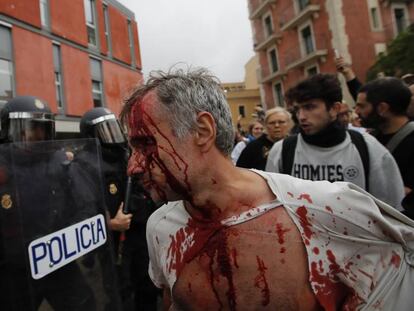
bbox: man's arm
[265,140,283,173]
[335,56,362,101]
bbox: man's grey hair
[121,68,235,156]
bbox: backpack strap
[281,135,298,174]
[386,121,414,153]
[348,130,370,191]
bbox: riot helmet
[80,107,126,145]
[0,96,55,143]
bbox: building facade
[0,0,142,136]
[248,0,414,109]
[223,56,262,131]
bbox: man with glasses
[266,74,404,209]
[236,107,292,170]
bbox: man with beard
[356,77,414,215]
[266,74,404,208]
[121,68,414,310]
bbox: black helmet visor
[8,112,55,142]
[92,114,126,144]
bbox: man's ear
[376,102,390,116]
[195,112,216,152]
[329,101,342,119]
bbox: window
[90,58,103,107]
[273,83,284,107]
[40,0,50,29]
[297,0,310,11]
[268,48,279,73]
[53,44,64,111]
[394,7,407,35]
[370,7,380,30]
[103,4,112,56]
[84,0,97,46]
[301,25,314,55]
[263,14,273,37]
[306,66,318,76]
[238,105,245,118]
[0,26,14,105]
[127,20,136,67]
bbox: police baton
[123,176,133,214]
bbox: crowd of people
[233,58,414,218]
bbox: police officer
[78,107,159,311]
[78,107,132,249]
[0,96,97,310]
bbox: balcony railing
[283,34,328,70]
[254,32,282,51]
[249,0,277,19]
[280,3,320,31]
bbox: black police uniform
[79,107,159,311]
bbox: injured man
[121,68,414,311]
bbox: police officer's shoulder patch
[1,194,12,209]
[109,183,118,195]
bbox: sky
[117,0,255,83]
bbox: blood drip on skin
[231,248,239,269]
[254,256,270,306]
[205,229,237,311]
[127,99,193,203]
[296,206,313,245]
[166,218,221,276]
[275,223,290,245]
[298,193,313,204]
[280,247,286,254]
[390,251,401,268]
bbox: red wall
[342,0,376,83]
[109,5,131,64]
[61,44,93,116]
[0,0,41,28]
[50,0,88,46]
[103,60,142,116]
[13,27,57,111]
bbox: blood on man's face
[127,92,193,205]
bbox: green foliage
[367,24,414,81]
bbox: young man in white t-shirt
[121,69,414,310]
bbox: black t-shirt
[236,134,275,170]
[375,130,414,190]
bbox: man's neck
[184,163,275,223]
[379,115,409,134]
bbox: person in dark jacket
[236,107,292,170]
